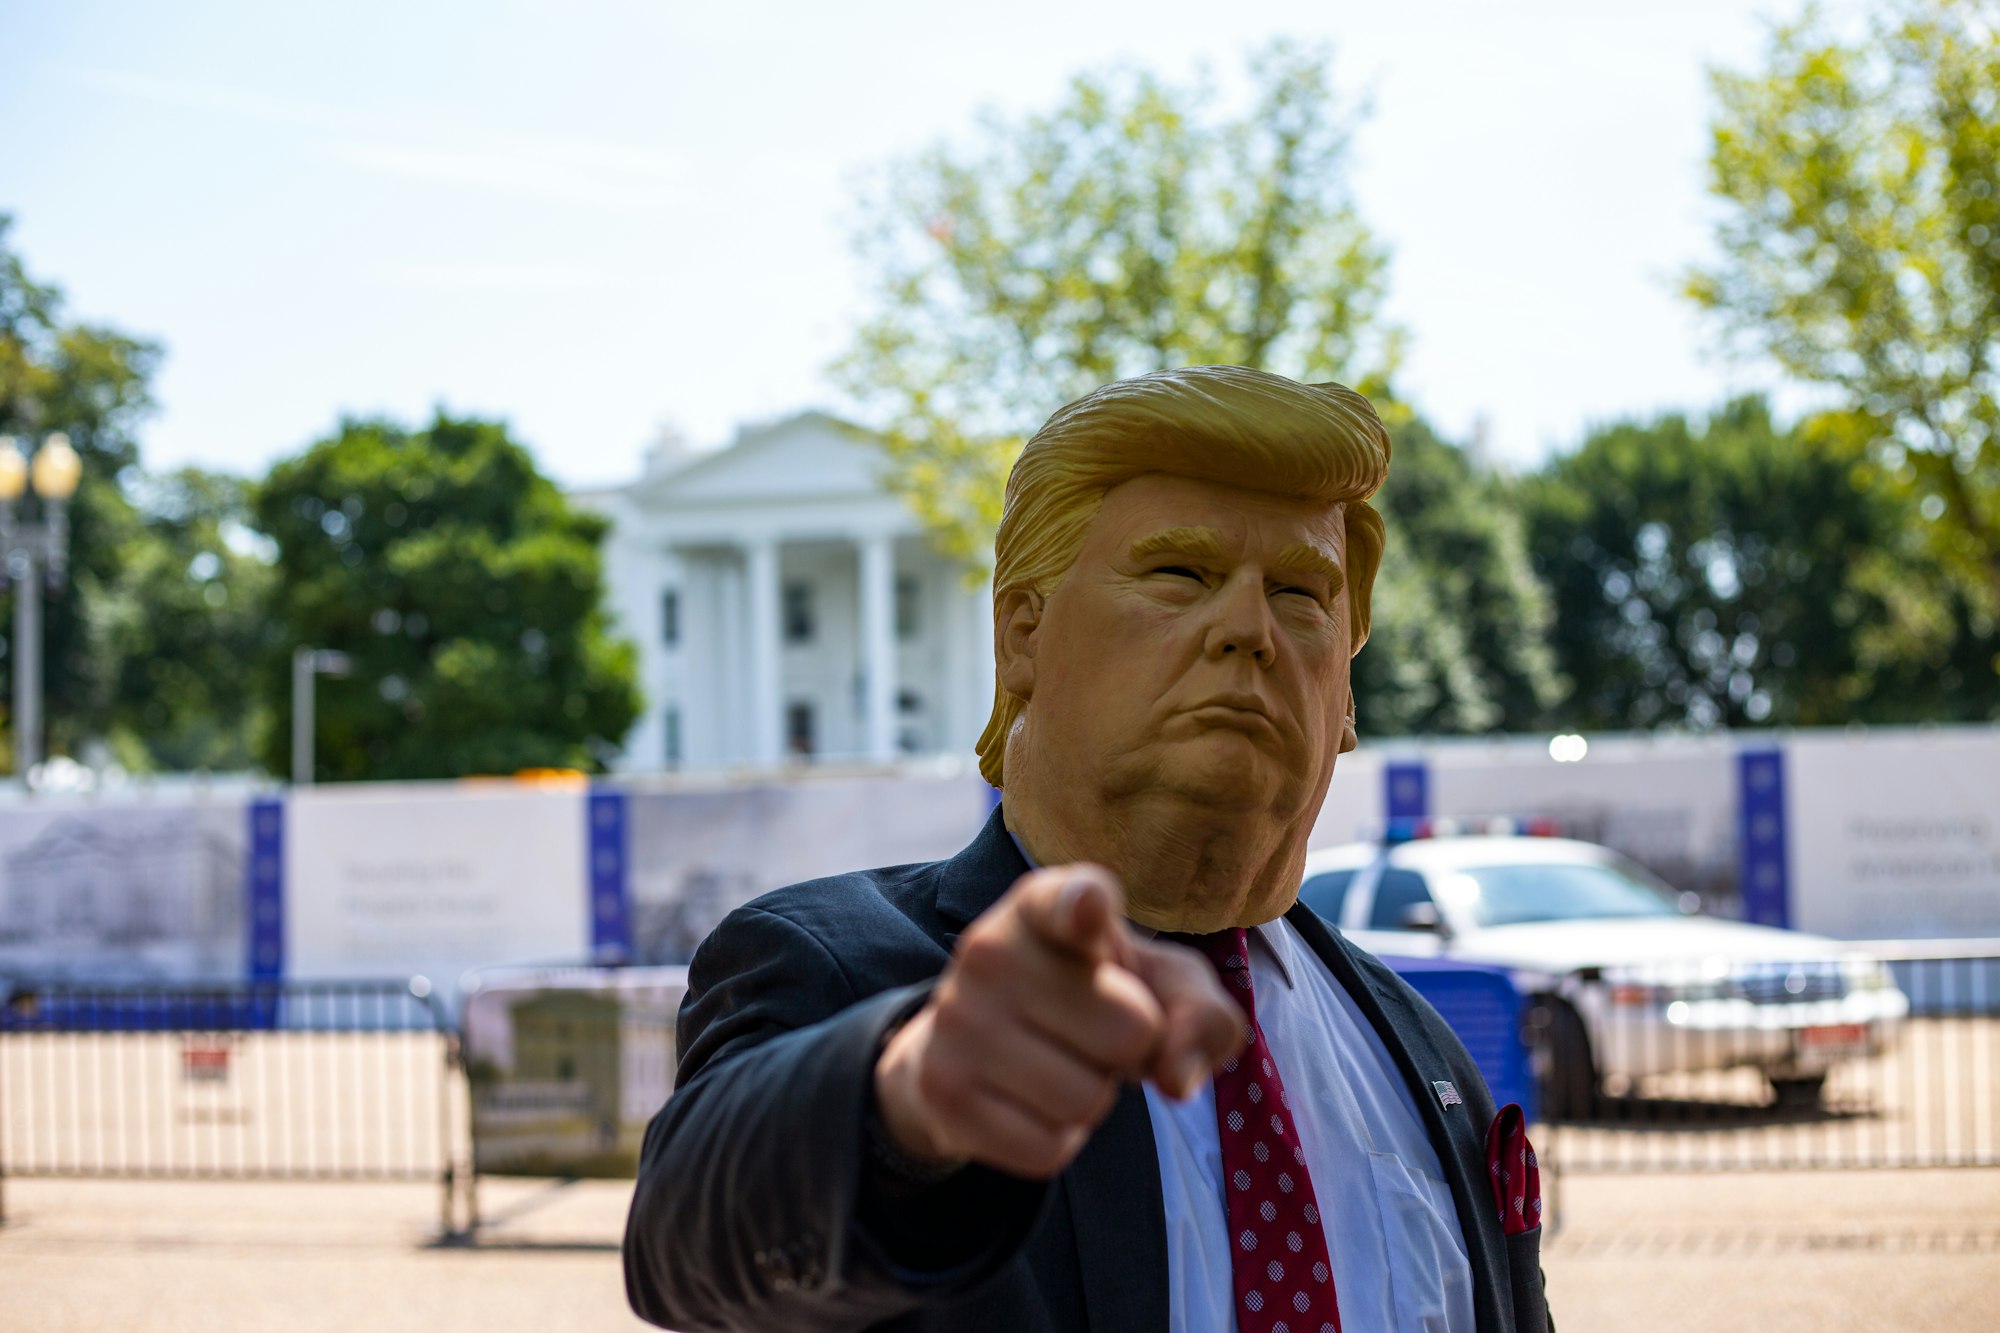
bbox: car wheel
[1768,1074,1827,1110]
[1529,997,1598,1120]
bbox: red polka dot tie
[1196,928,1342,1333]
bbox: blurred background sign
[460,966,687,1179]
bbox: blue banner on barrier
[1737,750,1791,929]
[1385,761,1429,823]
[247,799,285,981]
[589,790,634,962]
[1,987,287,1032]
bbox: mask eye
[1153,566,1203,582]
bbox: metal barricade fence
[0,979,468,1230]
[9,950,1992,1234]
[1535,945,2000,1175]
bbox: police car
[1299,825,1910,1116]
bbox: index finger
[1131,938,1249,1098]
[1008,864,1132,968]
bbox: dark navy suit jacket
[624,806,1551,1332]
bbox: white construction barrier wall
[0,725,1990,987]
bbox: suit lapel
[934,804,1030,946]
[1063,1084,1168,1333]
[1286,905,1469,1148]
[1286,904,1511,1331]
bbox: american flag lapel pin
[1434,1080,1462,1109]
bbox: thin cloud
[75,66,352,132]
[507,134,690,183]
[364,261,608,294]
[74,65,693,214]
[329,141,689,212]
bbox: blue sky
[3,0,1858,488]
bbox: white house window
[786,700,816,758]
[664,705,682,768]
[895,574,921,641]
[783,582,815,644]
[661,588,680,647]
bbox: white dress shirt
[1143,917,1475,1332]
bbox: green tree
[0,213,162,759]
[1688,0,2000,620]
[1354,413,1564,735]
[252,412,640,780]
[834,41,1401,567]
[1525,397,2000,730]
[98,469,275,772]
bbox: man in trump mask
[625,365,1552,1333]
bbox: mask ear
[995,586,1044,701]
[1338,704,1359,754]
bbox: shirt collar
[1243,920,1299,990]
[1005,830,1298,991]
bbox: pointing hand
[874,864,1246,1178]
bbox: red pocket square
[1485,1102,1541,1235]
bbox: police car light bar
[1383,816,1561,844]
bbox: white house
[576,413,996,775]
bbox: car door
[1298,866,1362,929]
[1345,865,1448,960]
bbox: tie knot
[1195,927,1251,973]
[1192,927,1256,1014]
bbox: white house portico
[576,413,995,775]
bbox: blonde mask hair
[976,365,1391,788]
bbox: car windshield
[1448,859,1683,927]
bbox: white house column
[745,537,784,766]
[859,533,898,763]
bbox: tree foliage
[1526,397,2000,731]
[1355,413,1564,735]
[0,213,165,760]
[100,470,275,771]
[1688,0,2000,615]
[835,41,1400,567]
[252,413,639,780]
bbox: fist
[874,864,1246,1179]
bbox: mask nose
[1200,572,1276,668]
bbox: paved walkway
[2,1168,1997,1331]
[1545,1169,2000,1331]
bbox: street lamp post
[0,433,82,784]
[292,647,353,785]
